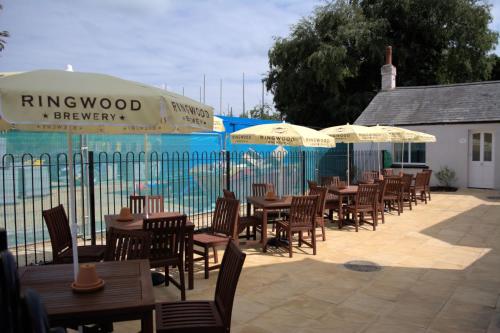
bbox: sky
[0,0,499,116]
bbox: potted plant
[432,166,458,192]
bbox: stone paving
[115,188,500,333]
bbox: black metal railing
[0,148,381,266]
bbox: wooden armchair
[422,169,432,201]
[383,177,403,215]
[383,168,393,177]
[271,195,318,258]
[129,195,146,214]
[156,240,246,333]
[223,189,261,241]
[147,195,164,214]
[376,180,388,224]
[143,215,187,300]
[308,186,328,241]
[42,204,106,264]
[411,172,428,205]
[320,176,341,220]
[193,197,239,279]
[307,180,318,189]
[104,227,151,261]
[345,184,379,232]
[361,171,379,184]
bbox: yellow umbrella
[213,116,225,132]
[0,69,214,278]
[321,124,390,184]
[230,122,336,148]
[373,125,436,170]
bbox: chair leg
[312,228,316,255]
[165,265,170,286]
[354,213,359,232]
[288,228,293,258]
[204,246,209,279]
[321,224,326,241]
[212,246,218,264]
[298,231,303,247]
[178,259,186,301]
[372,211,377,231]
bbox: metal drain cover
[487,196,500,200]
[344,260,381,272]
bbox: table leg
[141,310,154,333]
[187,227,194,290]
[338,194,344,229]
[247,200,251,217]
[262,209,268,252]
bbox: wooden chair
[104,227,151,261]
[411,172,428,205]
[345,184,379,232]
[308,186,328,241]
[422,169,432,201]
[156,240,246,333]
[1,250,21,333]
[42,205,106,264]
[320,176,341,220]
[376,180,388,224]
[147,195,164,214]
[143,215,187,300]
[383,177,403,215]
[252,183,281,230]
[223,189,261,241]
[401,173,414,211]
[193,197,239,279]
[361,171,379,184]
[383,168,393,177]
[129,195,146,214]
[272,195,318,258]
[307,180,318,189]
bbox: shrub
[435,166,457,188]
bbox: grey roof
[355,81,500,126]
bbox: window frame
[393,142,427,165]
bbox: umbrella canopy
[372,125,435,143]
[213,116,225,132]
[230,122,336,148]
[0,69,214,279]
[0,70,214,133]
[320,124,390,143]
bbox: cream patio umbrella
[0,69,214,278]
[320,124,390,185]
[230,122,336,195]
[373,125,436,171]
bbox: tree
[247,103,282,120]
[491,54,500,81]
[0,5,9,52]
[265,0,499,127]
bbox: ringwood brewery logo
[20,94,143,122]
[272,126,288,134]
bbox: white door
[469,131,495,188]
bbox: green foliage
[265,0,499,127]
[491,55,500,81]
[435,166,457,188]
[245,103,282,120]
[0,5,8,52]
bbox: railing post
[88,151,96,246]
[302,150,306,194]
[0,228,6,251]
[225,150,231,191]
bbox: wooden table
[104,212,195,290]
[19,260,155,332]
[327,185,358,228]
[246,196,292,252]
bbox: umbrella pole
[67,133,79,280]
[377,142,381,175]
[144,134,149,216]
[347,143,350,186]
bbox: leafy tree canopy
[241,103,282,120]
[265,0,499,127]
[0,4,8,52]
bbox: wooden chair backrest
[377,180,387,204]
[147,195,164,214]
[308,186,328,216]
[105,227,151,261]
[383,168,393,176]
[307,180,318,189]
[252,183,274,196]
[212,197,239,238]
[288,195,318,228]
[42,204,72,260]
[223,189,236,200]
[320,176,340,187]
[362,171,379,183]
[422,169,432,186]
[402,173,413,192]
[415,172,427,188]
[214,240,246,330]
[129,195,146,214]
[356,184,379,207]
[384,177,402,196]
[142,215,186,262]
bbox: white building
[355,47,500,189]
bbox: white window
[393,143,426,164]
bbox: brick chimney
[381,46,396,90]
